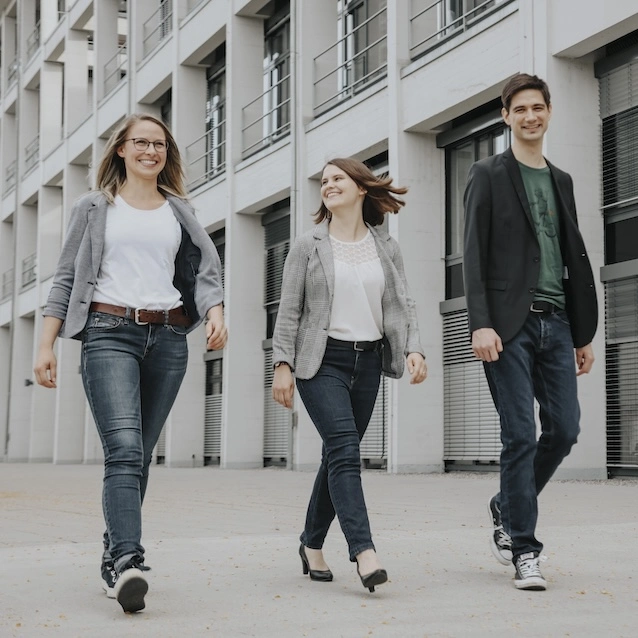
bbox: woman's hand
[34,347,58,389]
[206,305,228,350]
[407,353,427,384]
[272,364,294,409]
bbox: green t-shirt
[518,162,565,309]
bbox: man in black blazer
[463,74,598,591]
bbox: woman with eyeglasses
[33,113,226,613]
[272,158,427,593]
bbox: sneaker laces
[517,555,542,578]
[494,526,512,550]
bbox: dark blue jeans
[484,310,580,560]
[296,342,381,561]
[81,312,188,568]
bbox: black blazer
[463,147,597,348]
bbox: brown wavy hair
[314,157,407,226]
[95,113,187,202]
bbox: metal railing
[241,75,291,159]
[104,43,127,95]
[186,116,226,190]
[186,0,206,13]
[143,0,173,58]
[7,57,18,87]
[24,136,40,173]
[5,159,17,192]
[313,6,387,116]
[410,0,515,59]
[1,268,13,300]
[21,254,36,288]
[26,21,41,63]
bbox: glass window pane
[448,141,474,256]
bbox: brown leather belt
[89,302,192,327]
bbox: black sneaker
[514,552,546,590]
[488,496,513,566]
[113,555,150,613]
[101,559,117,599]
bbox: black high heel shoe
[357,564,388,592]
[299,544,333,582]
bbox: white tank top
[328,230,385,342]
[92,195,183,310]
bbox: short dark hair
[501,74,551,112]
[314,157,407,227]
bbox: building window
[206,45,226,178]
[337,0,387,95]
[263,2,291,143]
[241,1,290,158]
[444,122,509,299]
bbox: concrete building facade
[1,0,637,478]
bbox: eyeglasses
[125,138,169,153]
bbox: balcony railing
[313,6,387,116]
[410,0,515,59]
[1,268,13,300]
[186,116,226,190]
[7,57,18,87]
[5,159,17,192]
[186,0,206,13]
[143,0,173,58]
[26,21,41,63]
[104,43,127,95]
[21,254,36,288]
[24,136,40,173]
[241,75,291,159]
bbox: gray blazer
[272,221,424,380]
[44,191,224,339]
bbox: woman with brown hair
[272,158,427,592]
[33,114,226,613]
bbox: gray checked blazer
[272,220,424,380]
[43,191,224,339]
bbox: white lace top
[328,230,385,341]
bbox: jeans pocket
[85,312,124,332]
[554,310,571,327]
[166,324,189,336]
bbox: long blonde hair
[95,113,187,202]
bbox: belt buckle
[530,302,542,313]
[353,341,365,352]
[134,308,149,325]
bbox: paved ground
[1,463,636,638]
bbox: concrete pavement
[1,463,636,638]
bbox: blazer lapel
[87,195,108,277]
[313,221,334,301]
[502,148,536,233]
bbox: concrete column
[39,62,64,156]
[94,0,119,102]
[65,29,90,133]
[40,0,61,42]
[7,317,35,461]
[290,0,339,472]
[51,165,91,463]
[388,1,445,473]
[0,325,11,460]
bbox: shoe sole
[101,581,116,599]
[515,577,547,591]
[487,499,513,566]
[115,569,148,613]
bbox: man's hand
[575,343,594,376]
[206,305,228,350]
[472,328,503,362]
[272,364,294,409]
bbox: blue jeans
[484,310,580,560]
[296,342,381,561]
[81,312,188,568]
